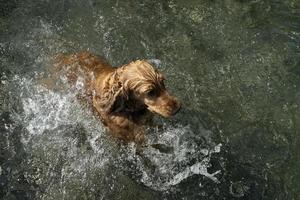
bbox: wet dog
[55,52,181,145]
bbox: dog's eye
[146,89,156,97]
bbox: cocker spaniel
[55,52,181,144]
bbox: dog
[55,51,181,145]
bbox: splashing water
[128,125,221,190]
[6,75,114,197]
[5,71,221,195]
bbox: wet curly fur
[55,51,181,144]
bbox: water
[0,0,299,199]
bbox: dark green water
[0,0,299,199]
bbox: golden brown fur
[55,51,181,144]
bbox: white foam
[169,159,221,186]
[12,76,109,179]
[131,125,222,190]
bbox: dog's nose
[171,101,181,115]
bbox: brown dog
[55,52,181,144]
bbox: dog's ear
[93,72,127,114]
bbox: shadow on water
[1,0,300,199]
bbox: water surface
[0,0,299,199]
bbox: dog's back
[54,52,114,97]
[56,51,113,80]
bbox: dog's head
[96,60,181,118]
[120,60,181,117]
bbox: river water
[0,0,299,199]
